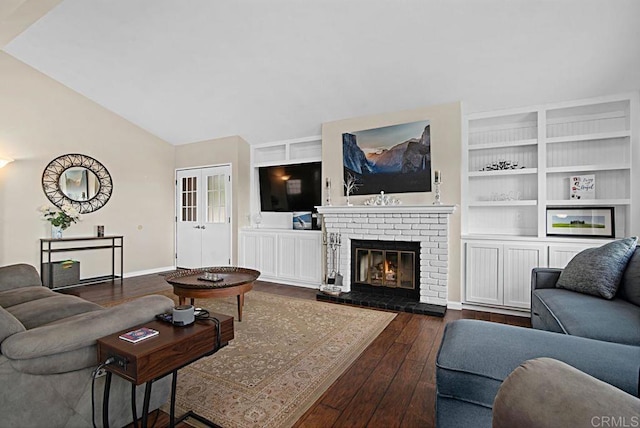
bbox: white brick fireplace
[317,205,456,307]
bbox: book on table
[118,327,159,343]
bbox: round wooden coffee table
[164,267,260,321]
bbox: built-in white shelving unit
[462,92,639,313]
[242,136,323,287]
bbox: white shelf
[463,92,635,240]
[468,139,538,151]
[546,130,630,144]
[468,200,537,207]
[468,168,538,177]
[546,199,631,206]
[546,164,630,173]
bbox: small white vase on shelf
[51,225,63,239]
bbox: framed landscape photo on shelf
[546,207,615,238]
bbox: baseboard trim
[447,301,463,310]
[258,277,320,289]
[461,302,531,318]
[123,266,176,278]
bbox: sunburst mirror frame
[42,154,113,214]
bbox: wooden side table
[97,316,234,427]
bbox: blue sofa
[436,245,640,428]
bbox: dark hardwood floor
[63,274,531,428]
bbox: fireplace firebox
[351,240,420,300]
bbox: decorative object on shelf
[480,160,525,171]
[546,207,614,238]
[490,191,522,201]
[42,153,113,214]
[325,178,332,206]
[292,211,312,230]
[253,212,262,228]
[343,172,361,206]
[363,191,402,206]
[39,204,81,238]
[570,175,595,200]
[343,120,432,195]
[433,170,442,205]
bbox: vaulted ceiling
[3,0,640,145]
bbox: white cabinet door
[503,243,546,309]
[240,233,259,270]
[239,229,321,286]
[258,233,278,277]
[465,242,502,306]
[296,233,322,283]
[277,234,297,280]
[278,233,322,283]
[548,244,592,268]
[239,231,277,277]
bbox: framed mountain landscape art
[342,120,431,195]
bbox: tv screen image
[259,162,321,212]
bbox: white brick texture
[323,210,452,306]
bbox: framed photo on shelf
[546,207,614,238]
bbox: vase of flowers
[39,204,81,238]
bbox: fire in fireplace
[351,240,420,300]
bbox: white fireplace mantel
[316,204,457,215]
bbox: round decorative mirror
[42,154,113,213]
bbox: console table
[40,236,123,289]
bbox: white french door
[176,165,231,268]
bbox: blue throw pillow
[556,237,638,299]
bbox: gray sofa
[436,241,640,428]
[0,263,175,427]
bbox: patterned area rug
[156,290,396,428]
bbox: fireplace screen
[355,246,416,290]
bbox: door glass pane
[181,177,197,222]
[206,173,227,223]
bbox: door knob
[193,225,201,229]
[201,225,206,230]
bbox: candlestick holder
[433,182,442,205]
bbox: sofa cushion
[436,320,640,411]
[5,295,103,329]
[532,288,640,346]
[619,248,640,306]
[556,237,638,299]
[0,306,25,343]
[0,286,56,308]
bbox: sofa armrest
[531,268,562,291]
[493,358,640,428]
[0,264,42,292]
[1,295,174,360]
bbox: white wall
[0,52,176,275]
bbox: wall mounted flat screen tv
[259,162,322,212]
